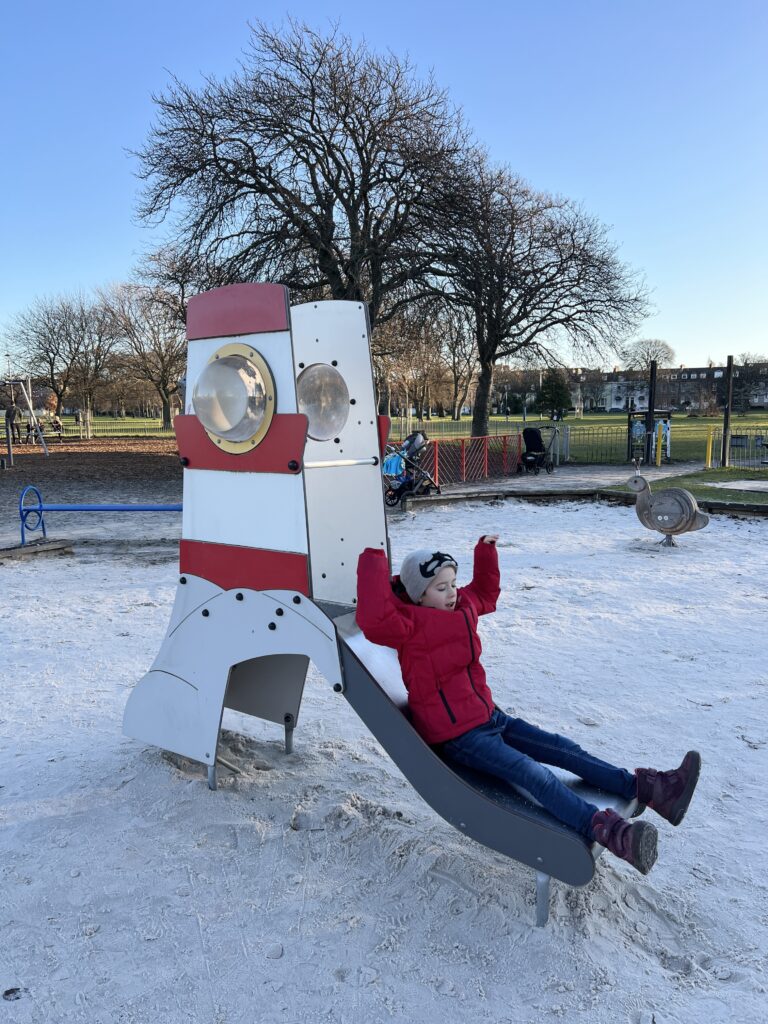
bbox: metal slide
[334,614,638,924]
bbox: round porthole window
[192,343,275,452]
[297,363,350,441]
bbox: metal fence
[709,429,768,469]
[389,417,533,439]
[27,419,176,441]
[428,435,527,484]
[389,430,557,485]
[392,420,629,465]
[25,415,721,470]
[83,420,174,438]
[390,422,689,472]
[565,425,631,465]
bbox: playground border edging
[400,487,768,518]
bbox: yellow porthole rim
[202,342,276,454]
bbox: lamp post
[523,389,532,425]
[538,369,543,421]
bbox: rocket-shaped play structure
[123,284,636,926]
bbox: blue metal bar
[39,504,183,512]
[19,485,182,545]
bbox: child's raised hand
[481,534,499,545]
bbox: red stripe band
[187,284,291,340]
[377,415,391,458]
[180,540,310,594]
[175,414,307,473]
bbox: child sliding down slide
[356,536,701,875]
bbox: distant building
[495,361,768,417]
[569,361,768,414]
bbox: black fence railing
[710,429,768,468]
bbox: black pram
[520,427,555,475]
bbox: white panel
[185,330,298,415]
[182,469,308,553]
[290,301,387,605]
[124,581,342,765]
[167,575,223,635]
[303,462,387,605]
[290,302,378,460]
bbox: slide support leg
[284,713,295,754]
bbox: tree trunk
[161,395,172,429]
[450,376,461,419]
[471,359,494,436]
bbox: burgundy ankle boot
[591,809,658,875]
[635,751,701,826]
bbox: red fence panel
[389,433,524,485]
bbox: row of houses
[501,362,768,415]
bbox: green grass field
[607,466,768,505]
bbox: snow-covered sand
[704,480,768,491]
[1,499,767,1023]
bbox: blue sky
[1,1,765,368]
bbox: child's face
[419,566,458,611]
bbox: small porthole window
[192,343,276,453]
[296,363,350,440]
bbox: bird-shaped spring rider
[123,282,640,927]
[627,464,709,546]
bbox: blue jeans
[442,708,637,838]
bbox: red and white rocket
[123,283,389,786]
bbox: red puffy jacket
[355,539,500,745]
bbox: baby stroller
[382,431,441,507]
[520,426,555,475]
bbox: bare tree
[136,246,195,329]
[68,297,122,417]
[9,295,86,413]
[437,303,477,419]
[104,285,187,427]
[98,371,160,418]
[621,337,676,370]
[136,20,466,328]
[373,304,446,421]
[433,156,650,435]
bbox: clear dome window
[297,363,350,441]
[192,347,275,448]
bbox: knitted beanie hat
[399,549,458,603]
